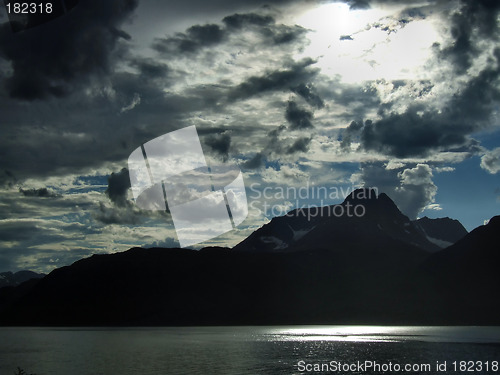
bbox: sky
[0,0,499,273]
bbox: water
[0,326,499,374]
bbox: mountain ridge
[0,191,497,326]
[233,188,443,253]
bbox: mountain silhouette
[0,271,45,288]
[0,190,497,326]
[234,189,441,252]
[412,216,468,249]
[415,216,500,324]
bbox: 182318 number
[6,2,53,14]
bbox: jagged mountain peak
[413,216,468,248]
[0,270,45,288]
[233,189,445,253]
[487,215,500,227]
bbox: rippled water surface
[1,326,499,374]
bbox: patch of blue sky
[64,175,109,194]
[425,156,500,231]
[473,127,500,150]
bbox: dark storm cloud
[291,83,324,108]
[19,187,59,198]
[229,58,319,101]
[153,12,307,56]
[152,24,225,54]
[358,1,500,160]
[285,101,313,130]
[286,137,311,154]
[259,23,307,45]
[263,124,287,156]
[130,58,169,80]
[339,35,354,41]
[322,78,380,120]
[222,13,274,28]
[242,125,285,166]
[94,202,141,225]
[0,0,138,100]
[0,68,189,184]
[243,122,311,166]
[224,12,306,46]
[106,168,131,207]
[360,111,472,157]
[204,133,232,160]
[344,0,371,9]
[242,152,265,169]
[1,171,18,189]
[360,54,500,158]
[340,120,365,151]
[0,6,314,186]
[437,0,500,73]
[98,168,174,225]
[343,0,439,9]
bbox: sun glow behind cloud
[295,3,442,83]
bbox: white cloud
[424,203,442,211]
[120,93,141,113]
[480,148,500,174]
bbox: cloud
[93,202,141,225]
[222,13,274,28]
[434,166,455,173]
[243,152,265,169]
[153,11,306,56]
[120,93,141,113]
[344,0,371,9]
[130,58,169,80]
[0,216,101,272]
[0,0,139,100]
[203,132,231,161]
[341,120,364,151]
[2,0,499,271]
[397,164,438,218]
[322,78,380,121]
[0,4,321,271]
[360,109,474,158]
[153,23,225,54]
[106,168,131,207]
[425,203,442,211]
[145,237,180,249]
[259,23,308,45]
[229,58,319,101]
[359,58,500,158]
[263,124,286,156]
[285,100,313,129]
[291,83,324,108]
[437,0,500,73]
[340,35,354,41]
[286,137,311,154]
[352,1,500,159]
[19,187,59,198]
[361,162,437,219]
[480,147,500,174]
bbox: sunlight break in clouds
[295,2,442,83]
